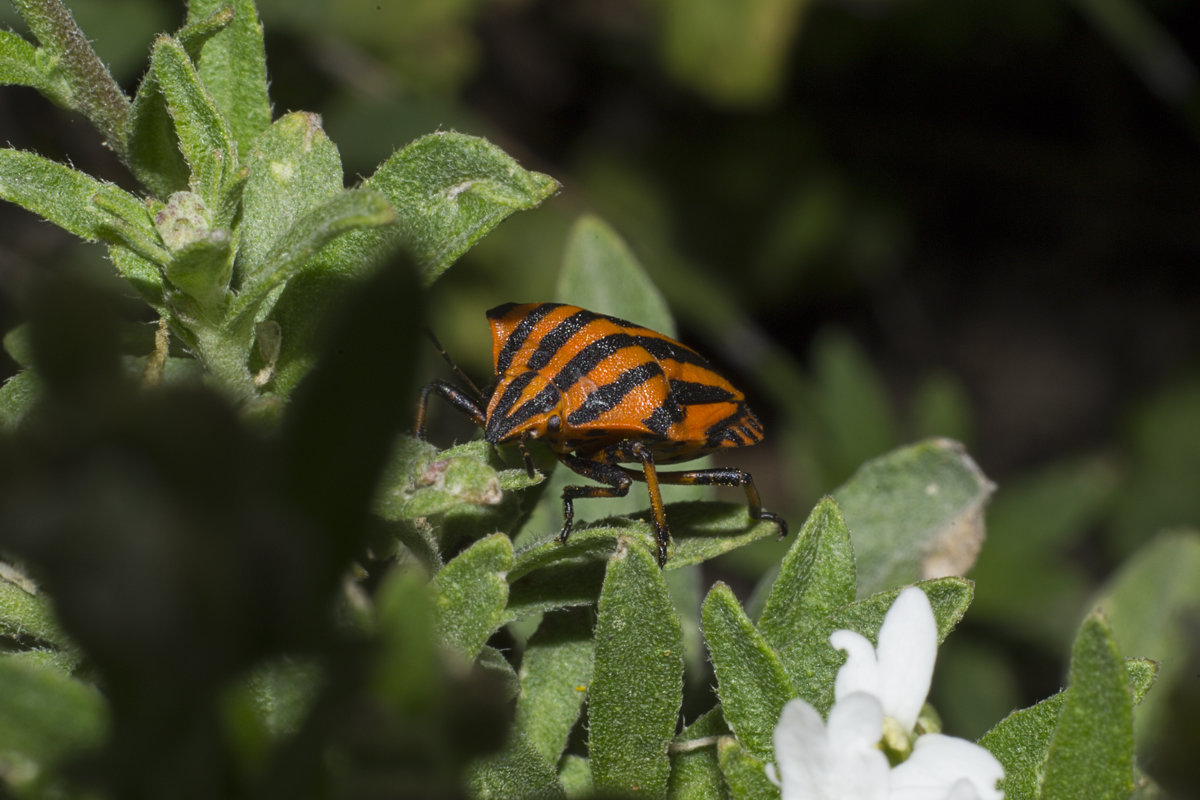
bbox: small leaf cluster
[1,0,557,413]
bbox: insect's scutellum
[416,302,786,566]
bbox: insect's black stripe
[486,371,553,441]
[548,333,711,394]
[637,336,716,372]
[567,361,665,426]
[526,308,602,371]
[493,302,561,376]
[704,404,752,446]
[642,397,684,436]
[737,424,759,442]
[669,379,735,406]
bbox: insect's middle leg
[642,466,788,539]
[555,451,634,546]
[559,442,673,566]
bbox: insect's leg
[627,442,672,567]
[650,467,788,539]
[415,379,487,438]
[517,432,535,478]
[556,452,632,547]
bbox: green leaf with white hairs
[127,6,236,197]
[834,438,995,597]
[668,710,730,800]
[0,371,40,432]
[238,112,344,283]
[509,502,781,581]
[185,0,272,158]
[0,562,70,650]
[556,214,676,336]
[514,608,595,767]
[589,537,684,798]
[757,496,856,650]
[150,34,240,208]
[361,131,559,285]
[559,755,592,797]
[702,582,794,762]
[775,577,973,713]
[1040,611,1134,800]
[468,730,566,800]
[717,737,778,800]
[0,29,71,107]
[430,533,513,661]
[228,188,395,327]
[980,657,1154,800]
[0,150,158,251]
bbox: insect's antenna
[424,327,486,402]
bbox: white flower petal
[876,587,937,731]
[888,734,1004,800]
[772,698,832,799]
[770,696,891,800]
[831,629,881,701]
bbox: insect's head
[484,370,566,445]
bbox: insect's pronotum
[415,302,787,566]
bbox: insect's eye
[546,414,562,433]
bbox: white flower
[765,587,1005,800]
[765,693,890,800]
[830,586,938,733]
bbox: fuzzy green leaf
[371,567,439,716]
[150,34,240,206]
[556,214,676,336]
[230,188,395,326]
[363,131,559,285]
[980,659,1154,800]
[757,496,856,650]
[559,755,592,798]
[775,578,973,712]
[515,608,595,766]
[0,371,41,431]
[9,0,130,157]
[186,0,272,158]
[668,710,730,800]
[468,730,566,800]
[505,561,606,623]
[0,656,107,785]
[589,537,684,798]
[238,112,344,281]
[717,737,778,800]
[0,563,70,649]
[0,29,70,106]
[1092,530,1200,756]
[510,501,781,580]
[127,7,235,197]
[834,438,995,597]
[702,583,793,762]
[430,533,513,660]
[1040,611,1134,800]
[0,149,158,251]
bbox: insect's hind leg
[555,451,635,546]
[645,466,788,539]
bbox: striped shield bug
[415,302,786,566]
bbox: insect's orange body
[483,302,764,463]
[417,302,785,565]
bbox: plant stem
[11,0,131,160]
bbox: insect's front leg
[555,452,633,548]
[415,379,487,438]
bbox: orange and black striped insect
[415,302,786,566]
